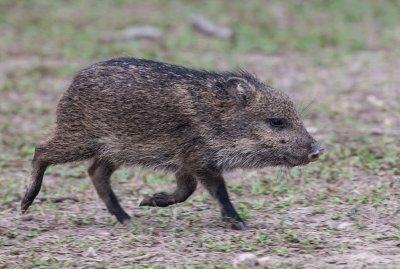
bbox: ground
[0,1,399,268]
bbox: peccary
[21,58,323,230]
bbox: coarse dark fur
[21,58,321,229]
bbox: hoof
[231,221,247,230]
[116,212,131,225]
[139,192,172,207]
[116,214,132,226]
[139,197,158,207]
[222,216,247,230]
[21,200,32,213]
[120,217,132,226]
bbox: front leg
[198,171,246,230]
[139,171,197,207]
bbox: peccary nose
[308,144,324,162]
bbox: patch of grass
[29,257,77,268]
[26,229,39,238]
[71,215,97,226]
[113,168,133,182]
[1,0,400,64]
[143,171,174,185]
[0,177,19,207]
[311,207,326,215]
[272,246,291,257]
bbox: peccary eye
[268,118,286,129]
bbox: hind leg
[139,171,197,207]
[88,159,130,223]
[21,135,96,213]
[21,154,48,212]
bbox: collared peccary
[21,58,323,230]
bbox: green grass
[1,0,400,62]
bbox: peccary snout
[308,143,324,162]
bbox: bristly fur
[21,57,318,228]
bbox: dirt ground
[1,1,400,268]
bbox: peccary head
[211,73,323,170]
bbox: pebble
[337,222,353,230]
[258,256,273,266]
[233,253,259,267]
[85,247,96,258]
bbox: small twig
[190,15,234,39]
[131,253,157,262]
[367,129,400,136]
[101,26,163,41]
[35,196,79,204]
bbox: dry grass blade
[101,26,163,41]
[35,196,79,204]
[190,15,234,39]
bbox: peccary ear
[224,77,254,106]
